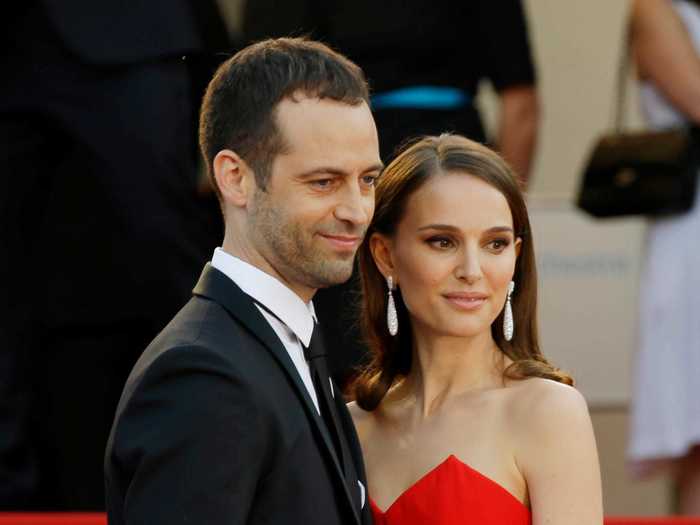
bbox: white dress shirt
[212,248,363,509]
[210,247,320,413]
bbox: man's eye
[311,179,332,188]
[361,175,378,186]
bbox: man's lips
[443,292,489,311]
[318,233,362,250]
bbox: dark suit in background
[0,0,227,509]
[105,265,370,525]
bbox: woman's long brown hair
[351,134,573,411]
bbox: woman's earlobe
[369,233,395,278]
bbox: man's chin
[309,261,355,288]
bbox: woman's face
[379,172,521,339]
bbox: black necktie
[305,325,363,513]
[254,301,360,509]
[304,323,347,471]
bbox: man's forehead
[274,93,368,117]
[274,97,374,147]
[268,97,380,178]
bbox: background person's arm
[631,0,700,123]
[476,0,540,186]
[497,85,540,186]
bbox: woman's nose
[454,246,483,284]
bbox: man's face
[247,95,382,298]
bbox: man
[105,38,382,524]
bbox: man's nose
[334,183,373,227]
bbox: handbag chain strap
[613,20,632,133]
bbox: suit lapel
[192,264,361,523]
[335,390,371,523]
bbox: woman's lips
[443,292,488,311]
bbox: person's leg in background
[678,446,700,515]
[0,35,219,512]
[0,116,66,508]
[28,58,216,510]
[31,324,153,508]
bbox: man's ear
[369,233,397,284]
[213,149,255,208]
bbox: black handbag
[577,30,700,218]
[577,128,700,217]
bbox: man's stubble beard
[248,190,361,290]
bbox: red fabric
[370,455,531,525]
[0,512,698,524]
[0,511,697,525]
[0,514,106,525]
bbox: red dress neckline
[370,455,531,525]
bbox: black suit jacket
[105,265,372,524]
[1,0,229,329]
[40,0,227,65]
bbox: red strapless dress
[370,455,531,525]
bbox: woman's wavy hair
[351,134,573,411]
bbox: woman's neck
[399,326,506,419]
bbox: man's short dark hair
[199,37,370,196]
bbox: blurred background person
[627,0,700,515]
[0,0,228,510]
[242,0,540,389]
[243,0,539,184]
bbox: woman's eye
[427,237,454,249]
[488,239,510,251]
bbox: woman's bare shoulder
[508,376,581,398]
[503,378,594,468]
[505,381,602,520]
[506,377,588,424]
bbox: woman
[349,135,603,524]
[628,0,700,514]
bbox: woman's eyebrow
[486,226,515,234]
[416,224,514,233]
[417,223,460,232]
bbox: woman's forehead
[400,172,514,231]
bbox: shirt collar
[210,247,317,347]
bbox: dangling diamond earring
[386,276,398,336]
[503,281,515,342]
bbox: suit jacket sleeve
[109,345,270,524]
[474,0,537,91]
